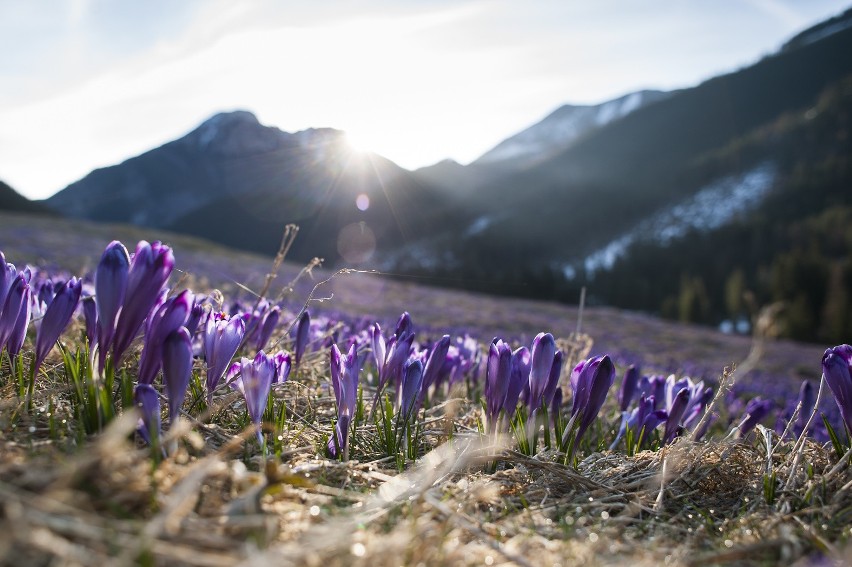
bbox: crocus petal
[295,310,311,365]
[95,241,129,366]
[162,327,193,424]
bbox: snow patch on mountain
[583,163,777,273]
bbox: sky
[0,0,850,200]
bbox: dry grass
[2,353,852,567]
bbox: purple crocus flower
[137,290,192,385]
[0,274,28,351]
[112,241,174,365]
[502,347,529,421]
[637,375,667,409]
[204,315,245,403]
[618,365,640,412]
[162,327,193,424]
[422,334,451,393]
[611,394,668,449]
[663,388,690,444]
[255,306,280,351]
[394,311,413,338]
[231,351,275,444]
[382,332,414,402]
[527,332,556,412]
[272,352,292,384]
[294,310,311,366]
[565,355,615,451]
[399,358,424,419]
[6,284,31,358]
[738,397,773,437]
[822,345,852,435]
[328,343,360,459]
[94,241,129,369]
[484,339,512,432]
[33,278,82,374]
[134,383,162,447]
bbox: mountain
[398,8,852,342]
[46,111,461,265]
[413,89,670,192]
[0,179,53,214]
[473,90,670,168]
[406,8,852,263]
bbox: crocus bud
[137,290,192,385]
[738,397,773,437]
[162,327,193,424]
[573,355,615,443]
[0,275,28,351]
[394,311,412,338]
[34,278,82,374]
[400,358,424,419]
[663,388,690,444]
[503,347,529,420]
[295,310,310,366]
[95,241,130,368]
[134,383,162,447]
[618,365,640,412]
[385,332,414,393]
[255,306,280,351]
[484,340,513,430]
[273,352,292,384]
[6,284,31,358]
[422,335,451,392]
[823,345,852,435]
[528,332,556,412]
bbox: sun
[342,130,380,156]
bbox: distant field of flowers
[0,216,850,565]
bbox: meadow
[0,212,849,566]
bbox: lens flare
[356,193,370,211]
